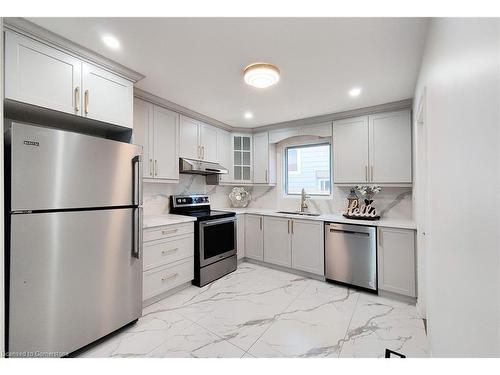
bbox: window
[285,143,331,196]
[287,148,301,174]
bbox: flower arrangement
[355,185,382,203]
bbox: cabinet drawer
[143,258,194,301]
[144,222,194,242]
[143,234,194,271]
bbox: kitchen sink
[276,211,321,217]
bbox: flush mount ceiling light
[244,112,254,119]
[102,34,121,50]
[243,63,280,88]
[349,87,362,97]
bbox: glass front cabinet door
[232,134,252,182]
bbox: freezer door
[8,208,143,357]
[9,122,142,211]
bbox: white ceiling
[28,18,429,128]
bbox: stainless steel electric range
[170,194,237,287]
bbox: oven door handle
[199,216,236,227]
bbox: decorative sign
[343,185,381,220]
[343,199,380,220]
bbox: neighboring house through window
[285,143,331,196]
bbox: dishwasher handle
[325,222,375,236]
[329,228,370,237]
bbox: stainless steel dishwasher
[325,222,377,292]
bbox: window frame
[284,141,332,197]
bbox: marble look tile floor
[79,262,428,358]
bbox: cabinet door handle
[149,159,153,177]
[291,220,294,234]
[288,220,290,234]
[84,89,89,115]
[202,146,205,160]
[74,87,80,112]
[162,228,178,235]
[161,248,178,256]
[371,166,374,181]
[259,217,262,230]
[161,273,178,282]
[265,169,268,182]
[365,165,368,181]
[154,160,158,176]
[198,145,201,159]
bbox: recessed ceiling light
[244,112,253,119]
[243,63,280,89]
[102,34,121,50]
[349,87,362,97]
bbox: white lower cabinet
[143,259,194,301]
[263,216,291,267]
[142,222,194,303]
[244,215,263,261]
[291,219,324,275]
[236,214,246,260]
[261,216,324,276]
[377,227,416,297]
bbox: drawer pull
[161,273,178,282]
[161,248,178,256]
[161,229,178,235]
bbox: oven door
[199,217,237,267]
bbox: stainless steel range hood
[179,158,229,175]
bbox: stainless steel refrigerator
[5,121,143,357]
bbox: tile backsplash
[144,175,413,220]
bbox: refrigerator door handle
[133,207,143,259]
[132,155,143,206]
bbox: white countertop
[143,214,197,229]
[214,207,416,230]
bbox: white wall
[1,17,5,357]
[414,18,500,357]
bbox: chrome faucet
[300,188,310,213]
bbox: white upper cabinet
[179,115,200,160]
[199,122,218,162]
[268,122,332,144]
[81,63,133,128]
[133,98,154,178]
[333,116,370,183]
[133,98,179,182]
[153,106,179,180]
[5,31,81,116]
[269,128,300,144]
[232,134,252,182]
[217,129,232,182]
[4,30,134,129]
[179,116,218,162]
[253,132,276,185]
[333,110,412,185]
[369,111,412,183]
[298,122,332,138]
